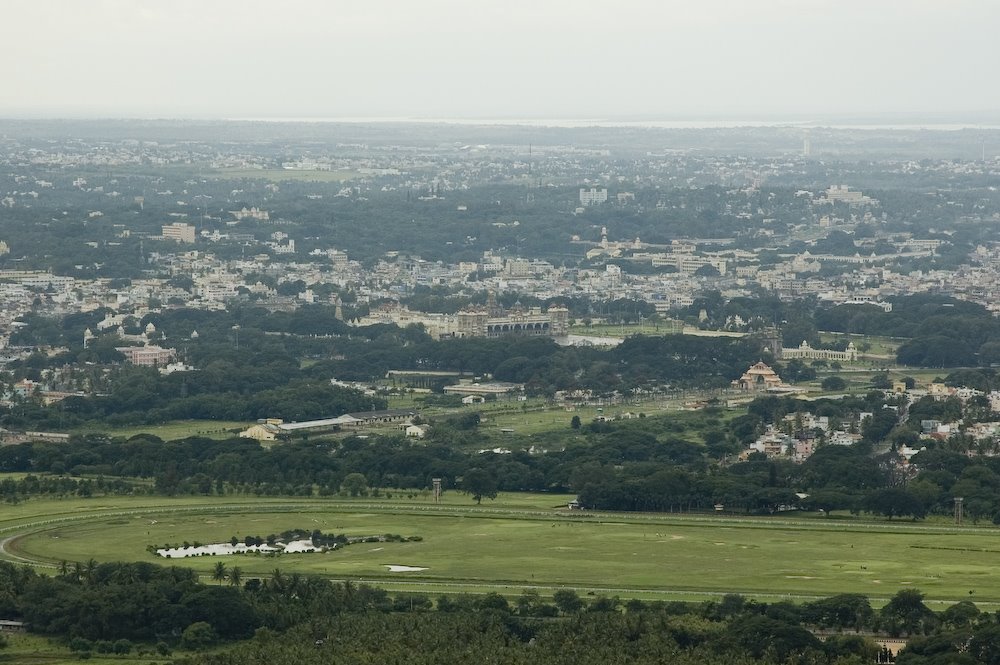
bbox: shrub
[180,622,217,650]
[68,637,92,652]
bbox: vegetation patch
[150,528,420,558]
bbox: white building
[780,340,858,362]
[819,185,874,206]
[579,187,608,207]
[162,222,196,244]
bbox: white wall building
[162,222,196,244]
[579,187,608,207]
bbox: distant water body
[230,116,1000,131]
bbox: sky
[3,0,999,120]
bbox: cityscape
[2,1,1000,664]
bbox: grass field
[5,494,1000,606]
[71,420,249,440]
[817,332,903,360]
[481,403,723,437]
[1,632,167,664]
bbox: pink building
[117,345,175,367]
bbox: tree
[727,615,823,660]
[570,415,581,430]
[68,637,92,652]
[553,589,583,614]
[341,472,369,497]
[880,589,937,636]
[461,468,498,504]
[871,371,892,389]
[180,621,217,650]
[803,593,874,630]
[864,488,927,520]
[477,592,510,613]
[801,489,856,516]
[228,566,243,588]
[967,623,1000,665]
[212,561,227,585]
[821,376,847,391]
[270,568,286,593]
[940,600,980,629]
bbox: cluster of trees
[0,474,139,502]
[0,388,980,522]
[5,552,1000,665]
[816,295,1000,368]
[3,303,771,431]
[6,327,1000,520]
[11,291,1000,435]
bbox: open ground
[3,493,1000,607]
[209,167,361,182]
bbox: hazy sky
[4,0,999,120]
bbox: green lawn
[6,495,1000,605]
[481,403,719,437]
[2,630,196,663]
[818,332,903,359]
[71,420,249,441]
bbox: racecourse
[3,493,1000,606]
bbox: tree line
[0,388,995,523]
[2,555,999,664]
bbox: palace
[456,300,569,338]
[780,340,858,362]
[352,295,569,340]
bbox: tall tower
[548,304,570,337]
[803,136,811,158]
[759,327,783,359]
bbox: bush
[180,622,217,650]
[68,637,92,652]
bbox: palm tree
[212,561,227,585]
[228,566,243,588]
[270,568,286,593]
[288,572,302,597]
[112,563,139,585]
[84,558,98,584]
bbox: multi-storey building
[579,187,608,206]
[161,222,196,243]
